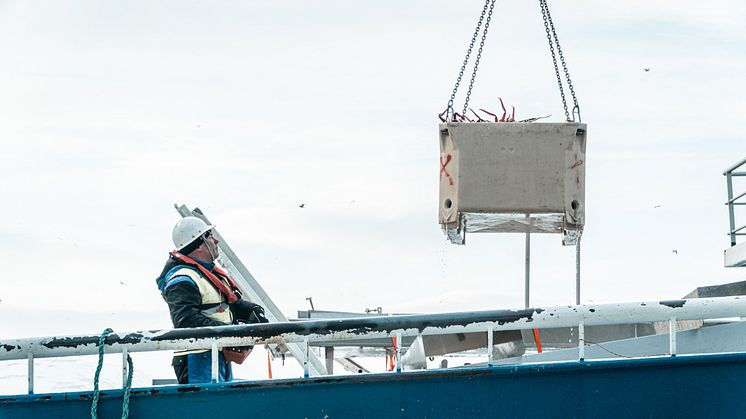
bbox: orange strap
[267,351,273,379]
[170,251,240,304]
[533,328,543,353]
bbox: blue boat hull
[2,352,744,418]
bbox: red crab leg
[469,108,486,122]
[438,107,448,122]
[479,108,499,122]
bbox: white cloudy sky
[1,0,745,340]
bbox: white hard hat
[172,216,215,250]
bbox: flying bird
[643,68,651,72]
[672,250,678,255]
[299,203,305,208]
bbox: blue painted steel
[2,352,746,418]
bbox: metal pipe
[395,332,402,373]
[723,157,746,175]
[487,327,494,366]
[576,235,581,305]
[669,317,677,356]
[3,297,746,362]
[726,172,737,246]
[525,215,530,309]
[211,342,219,383]
[27,353,33,395]
[122,348,128,388]
[324,347,334,375]
[727,190,746,204]
[303,339,309,378]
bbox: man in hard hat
[155,216,269,384]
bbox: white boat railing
[2,296,746,394]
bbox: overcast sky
[1,0,745,339]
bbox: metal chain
[462,0,496,115]
[542,0,580,121]
[446,0,493,122]
[539,0,580,122]
[539,0,568,121]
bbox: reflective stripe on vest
[169,267,234,357]
[168,267,233,325]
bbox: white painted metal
[400,335,426,370]
[525,222,530,309]
[3,297,746,362]
[175,205,327,376]
[303,339,309,378]
[27,353,33,394]
[122,348,128,388]
[669,317,677,356]
[725,242,746,268]
[576,236,581,305]
[211,342,219,383]
[396,331,402,373]
[487,327,494,366]
[494,321,746,365]
[578,322,585,361]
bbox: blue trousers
[173,351,233,384]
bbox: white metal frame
[3,296,746,395]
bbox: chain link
[539,0,580,122]
[462,0,496,115]
[444,0,580,123]
[446,0,494,122]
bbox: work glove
[232,300,269,324]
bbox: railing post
[395,332,402,373]
[122,348,129,388]
[487,327,494,366]
[726,171,736,246]
[303,339,310,378]
[27,353,34,395]
[211,342,219,383]
[525,215,531,309]
[578,322,585,361]
[669,317,677,356]
[576,235,581,305]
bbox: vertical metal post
[669,317,677,356]
[324,347,334,375]
[27,353,34,395]
[575,235,581,305]
[487,327,494,366]
[578,322,585,361]
[303,339,310,378]
[211,342,219,383]
[122,348,129,388]
[395,332,402,373]
[525,215,531,309]
[727,172,736,246]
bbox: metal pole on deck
[575,235,581,305]
[524,215,530,309]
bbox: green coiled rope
[91,328,134,419]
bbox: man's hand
[231,300,269,324]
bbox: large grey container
[438,122,587,244]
